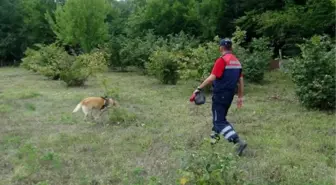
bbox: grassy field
[0,67,335,185]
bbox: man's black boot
[235,139,247,156]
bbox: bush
[232,27,272,83]
[179,151,246,185]
[60,51,108,86]
[106,35,124,70]
[289,35,335,110]
[167,31,199,52]
[117,31,165,70]
[112,31,199,71]
[108,107,137,124]
[146,48,181,85]
[100,78,120,99]
[22,44,107,86]
[181,36,220,81]
[244,37,273,83]
[21,43,72,80]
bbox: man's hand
[193,87,201,94]
[190,87,201,102]
[237,97,243,108]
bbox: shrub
[108,107,137,124]
[100,78,120,99]
[289,35,335,110]
[22,44,107,86]
[60,51,108,86]
[114,31,199,71]
[21,43,72,80]
[179,151,246,185]
[167,31,199,52]
[118,31,165,70]
[181,36,220,81]
[106,35,124,70]
[244,37,273,83]
[232,27,272,83]
[146,48,181,85]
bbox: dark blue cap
[219,38,232,49]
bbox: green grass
[0,67,334,185]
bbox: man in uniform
[192,38,247,156]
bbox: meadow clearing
[0,67,335,185]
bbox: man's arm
[237,76,244,108]
[237,77,244,98]
[198,74,216,90]
[195,58,224,91]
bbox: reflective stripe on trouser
[212,93,239,143]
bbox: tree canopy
[0,0,335,64]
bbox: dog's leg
[93,109,107,124]
[89,110,94,120]
[93,110,99,121]
[93,113,102,124]
[82,106,90,121]
[99,108,106,117]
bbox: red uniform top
[211,53,243,78]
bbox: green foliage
[237,0,335,56]
[179,151,246,185]
[21,43,71,80]
[117,31,164,70]
[0,0,57,64]
[242,37,273,83]
[110,31,198,71]
[100,78,120,99]
[231,27,273,83]
[47,0,110,53]
[125,0,247,40]
[21,44,107,86]
[332,0,336,6]
[108,107,137,124]
[60,51,108,86]
[126,0,200,37]
[19,0,55,45]
[289,35,335,110]
[180,36,220,81]
[0,0,26,63]
[1,0,335,65]
[193,0,226,40]
[13,143,62,180]
[146,48,181,85]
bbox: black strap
[100,96,109,110]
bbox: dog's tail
[72,102,82,113]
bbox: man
[193,38,247,156]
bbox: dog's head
[107,98,119,107]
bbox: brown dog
[72,97,118,120]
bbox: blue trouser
[211,91,239,143]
